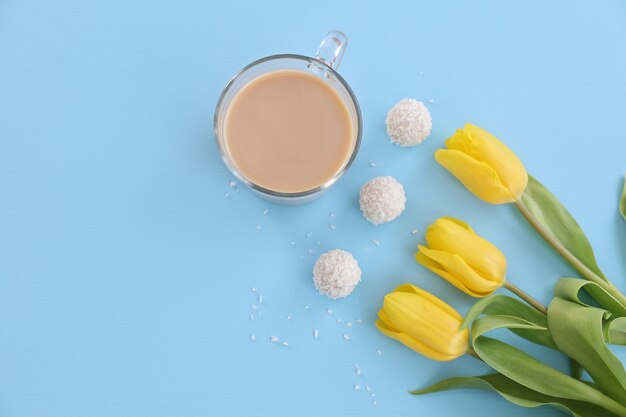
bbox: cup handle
[315,30,348,70]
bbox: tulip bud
[435,124,528,204]
[416,217,506,297]
[376,284,469,361]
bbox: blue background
[1,0,625,416]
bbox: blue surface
[1,1,625,416]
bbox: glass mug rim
[213,53,362,200]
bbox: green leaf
[570,359,584,380]
[472,336,626,416]
[555,277,626,318]
[412,374,621,417]
[606,318,626,345]
[548,298,626,406]
[462,295,556,349]
[520,175,606,280]
[472,315,546,339]
[620,175,626,221]
[462,294,548,329]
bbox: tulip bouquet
[377,124,626,416]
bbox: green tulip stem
[514,199,626,308]
[465,345,483,361]
[503,281,548,315]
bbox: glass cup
[214,30,362,204]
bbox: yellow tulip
[435,124,528,204]
[416,217,506,297]
[376,284,469,361]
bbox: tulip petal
[462,124,528,200]
[439,216,473,232]
[375,318,463,361]
[393,283,462,321]
[383,292,467,354]
[425,218,507,282]
[446,125,528,200]
[435,149,516,204]
[416,246,502,297]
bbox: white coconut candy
[359,176,406,225]
[386,98,432,146]
[313,249,362,299]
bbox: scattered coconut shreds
[329,212,335,218]
[224,192,230,199]
[356,319,363,324]
[282,341,289,347]
[329,224,336,230]
[306,232,313,238]
[308,249,315,256]
[372,239,380,247]
[290,241,296,246]
[419,70,424,75]
[411,228,419,235]
[251,304,257,311]
[316,241,321,246]
[366,385,371,393]
[286,315,292,321]
[250,334,256,342]
[326,309,334,315]
[346,322,353,328]
[376,349,382,356]
[258,294,263,303]
[304,305,311,310]
[373,399,378,407]
[256,225,262,231]
[355,365,361,376]
[370,393,376,398]
[249,314,254,321]
[364,247,370,252]
[369,161,376,167]
[229,181,237,188]
[343,334,351,341]
[270,336,280,343]
[428,98,435,104]
[354,384,361,391]
[251,287,258,292]
[314,329,319,339]
[262,208,269,215]
[336,318,342,323]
